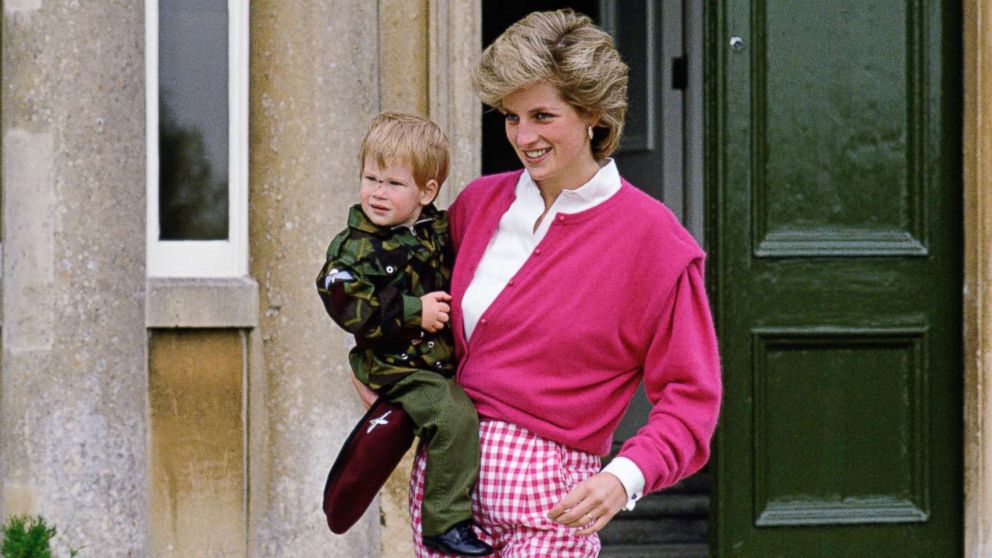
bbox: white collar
[517,158,621,204]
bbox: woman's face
[501,81,599,193]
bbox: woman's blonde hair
[472,9,628,160]
[359,112,450,189]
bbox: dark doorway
[481,2,709,557]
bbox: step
[598,515,708,545]
[665,471,710,495]
[627,494,709,518]
[599,543,710,558]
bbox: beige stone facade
[1,1,990,556]
[0,1,476,556]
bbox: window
[146,0,248,277]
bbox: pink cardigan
[448,170,722,494]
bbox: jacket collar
[347,203,441,236]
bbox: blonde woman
[352,9,722,556]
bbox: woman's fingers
[548,473,627,533]
[576,513,611,536]
[548,486,593,527]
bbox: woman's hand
[547,472,628,535]
[420,291,452,332]
[350,375,378,409]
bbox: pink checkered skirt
[409,419,603,557]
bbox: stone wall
[0,1,480,556]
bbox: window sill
[146,277,259,328]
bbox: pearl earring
[587,126,594,140]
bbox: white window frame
[146,0,249,277]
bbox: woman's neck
[535,158,601,210]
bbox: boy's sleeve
[316,234,423,339]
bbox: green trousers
[378,370,480,536]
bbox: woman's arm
[350,375,378,409]
[550,259,721,533]
[617,258,722,493]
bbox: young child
[316,112,492,557]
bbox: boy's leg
[382,371,480,537]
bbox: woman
[355,9,721,556]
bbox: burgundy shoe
[422,520,494,556]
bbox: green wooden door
[710,2,962,556]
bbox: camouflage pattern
[316,203,455,390]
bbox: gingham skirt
[409,419,603,557]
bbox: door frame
[435,2,990,556]
[963,1,992,556]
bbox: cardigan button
[534,249,542,255]
[480,318,488,325]
[508,280,515,287]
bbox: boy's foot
[422,520,494,556]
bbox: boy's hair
[359,112,450,190]
[472,9,628,161]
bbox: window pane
[159,0,229,240]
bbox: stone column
[1,2,148,556]
[249,2,380,556]
[374,3,483,556]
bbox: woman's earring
[587,126,594,140]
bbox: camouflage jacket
[316,203,455,390]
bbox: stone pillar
[379,0,430,116]
[428,0,483,206]
[249,2,380,556]
[1,2,148,556]
[373,3,482,555]
[376,2,430,555]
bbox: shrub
[0,515,55,558]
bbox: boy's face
[359,158,438,228]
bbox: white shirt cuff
[602,456,645,511]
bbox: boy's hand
[420,291,452,332]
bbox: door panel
[753,2,926,257]
[712,1,961,556]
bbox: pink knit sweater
[448,170,722,493]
